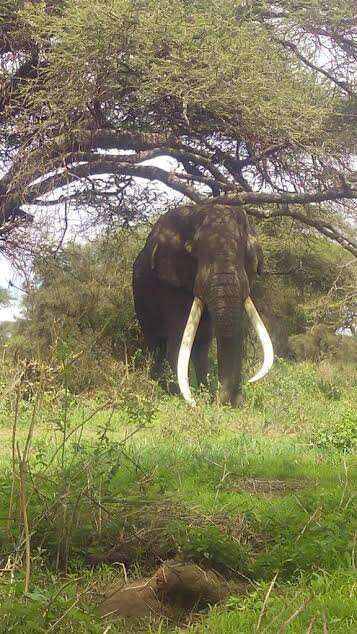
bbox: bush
[289,325,357,364]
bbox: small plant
[170,524,250,575]
[311,410,357,452]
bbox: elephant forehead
[200,209,246,236]
[197,221,246,256]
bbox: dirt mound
[100,560,241,623]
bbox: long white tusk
[244,296,274,383]
[177,297,204,406]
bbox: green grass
[0,361,356,632]
[179,570,357,633]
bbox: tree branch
[216,181,357,208]
[25,158,204,204]
[247,207,357,257]
[276,38,355,97]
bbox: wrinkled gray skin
[133,204,263,406]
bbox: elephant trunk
[206,274,246,405]
[205,266,245,338]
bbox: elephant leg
[191,323,211,387]
[149,339,167,381]
[191,310,212,387]
[165,336,182,394]
[191,342,209,386]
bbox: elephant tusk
[177,297,204,407]
[244,296,274,383]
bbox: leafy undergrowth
[0,361,356,632]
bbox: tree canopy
[0,0,356,257]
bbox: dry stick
[306,616,316,633]
[23,388,42,464]
[16,443,31,593]
[296,507,321,542]
[262,590,302,633]
[322,610,329,633]
[8,386,20,531]
[279,596,312,633]
[98,477,102,537]
[339,458,349,508]
[256,572,278,632]
[45,598,80,633]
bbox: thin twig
[279,596,312,632]
[256,572,278,631]
[306,616,316,633]
[322,609,329,633]
[8,386,20,531]
[296,508,321,542]
[339,458,349,508]
[43,577,84,619]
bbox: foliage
[170,524,250,574]
[183,571,357,633]
[5,231,144,391]
[1,0,356,257]
[0,287,10,306]
[253,222,356,355]
[20,0,329,145]
[0,577,103,634]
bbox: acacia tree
[0,0,356,256]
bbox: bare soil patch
[99,560,243,625]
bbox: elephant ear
[147,208,198,290]
[149,240,182,286]
[149,239,197,290]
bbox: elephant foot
[231,392,244,408]
[218,386,244,408]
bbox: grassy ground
[0,360,356,632]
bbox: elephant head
[143,203,273,406]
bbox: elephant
[132,203,273,406]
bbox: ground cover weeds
[0,360,355,631]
